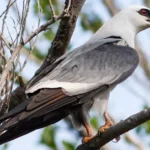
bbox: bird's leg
[82,122,93,143]
[99,112,120,142]
[99,111,113,133]
[98,98,113,133]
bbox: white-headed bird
[0,5,150,144]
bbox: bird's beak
[147,19,150,22]
[147,20,150,27]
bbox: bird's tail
[0,88,71,145]
[0,108,69,145]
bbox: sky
[0,0,150,150]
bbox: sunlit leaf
[40,126,58,150]
[63,141,75,150]
[80,12,103,33]
[90,117,99,130]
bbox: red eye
[139,9,148,16]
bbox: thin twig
[1,0,12,35]
[18,76,25,87]
[20,0,31,42]
[0,3,69,99]
[0,0,16,18]
[15,0,41,82]
[49,0,56,18]
[65,0,71,13]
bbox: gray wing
[27,37,121,88]
[26,38,139,95]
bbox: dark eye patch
[138,9,150,17]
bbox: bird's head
[89,5,150,48]
[121,5,150,32]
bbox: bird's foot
[98,121,112,134]
[82,136,93,144]
[98,122,120,142]
[99,111,113,134]
[98,112,120,142]
[113,136,121,142]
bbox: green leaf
[34,0,59,20]
[40,126,58,150]
[136,121,150,135]
[80,12,103,33]
[43,29,55,41]
[63,141,75,150]
[25,46,46,61]
[1,144,9,150]
[90,117,99,130]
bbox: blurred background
[0,0,150,150]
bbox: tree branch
[76,108,150,150]
[0,0,86,114]
[0,7,68,96]
[36,0,86,74]
[102,0,118,16]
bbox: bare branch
[76,108,150,150]
[102,0,118,16]
[0,4,68,97]
[0,0,16,18]
[124,133,145,150]
[19,0,31,42]
[18,75,25,87]
[110,115,146,150]
[136,45,150,79]
[1,0,14,35]
[65,0,71,13]
[49,0,57,18]
[0,0,86,115]
[36,0,85,74]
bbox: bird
[0,5,150,145]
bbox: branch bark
[36,0,86,74]
[0,0,86,114]
[0,6,67,95]
[76,108,150,150]
[102,0,118,16]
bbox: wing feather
[26,43,139,95]
[0,85,107,131]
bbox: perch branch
[77,108,150,150]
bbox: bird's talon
[98,123,112,135]
[112,136,121,143]
[82,136,93,144]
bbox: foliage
[40,126,58,150]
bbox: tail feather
[0,86,108,145]
[0,99,29,123]
[0,108,69,145]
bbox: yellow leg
[82,122,93,144]
[99,111,113,133]
[99,111,120,142]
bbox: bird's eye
[139,9,148,16]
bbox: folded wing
[27,39,139,96]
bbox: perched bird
[0,5,150,144]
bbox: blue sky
[0,0,150,150]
